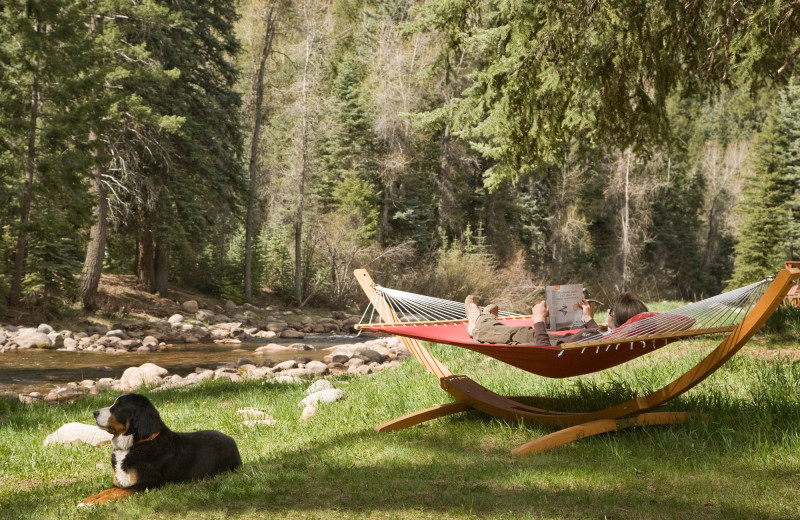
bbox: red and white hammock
[356,278,771,379]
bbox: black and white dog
[79,393,241,506]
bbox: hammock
[356,278,769,378]
[353,266,800,456]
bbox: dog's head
[93,394,164,441]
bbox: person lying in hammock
[465,292,648,346]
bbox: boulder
[196,309,216,322]
[44,423,113,446]
[182,300,199,313]
[304,360,329,376]
[16,332,53,349]
[279,330,304,339]
[168,314,185,325]
[119,363,169,392]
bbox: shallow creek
[0,335,368,396]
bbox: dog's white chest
[112,435,135,488]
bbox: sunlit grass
[2,333,800,519]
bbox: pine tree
[729,81,800,286]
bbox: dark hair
[610,292,648,328]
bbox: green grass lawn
[2,335,800,520]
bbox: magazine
[545,284,584,330]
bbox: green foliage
[262,227,296,301]
[729,80,800,287]
[411,1,800,187]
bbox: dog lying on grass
[79,393,241,506]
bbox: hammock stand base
[356,267,800,456]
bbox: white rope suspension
[358,277,773,347]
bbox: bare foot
[465,295,481,336]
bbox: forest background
[2,0,800,317]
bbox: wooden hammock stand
[354,266,800,456]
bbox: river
[0,335,369,396]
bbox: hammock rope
[358,277,772,350]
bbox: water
[0,334,369,395]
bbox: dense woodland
[2,0,800,314]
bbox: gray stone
[37,323,54,334]
[196,309,216,322]
[304,360,329,376]
[182,300,199,313]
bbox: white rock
[300,404,317,421]
[237,407,271,420]
[298,388,345,407]
[44,423,113,446]
[168,314,185,325]
[304,379,334,395]
[118,363,168,392]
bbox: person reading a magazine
[465,292,648,346]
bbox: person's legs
[471,315,538,344]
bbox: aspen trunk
[244,6,276,301]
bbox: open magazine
[545,284,584,330]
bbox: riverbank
[0,274,403,403]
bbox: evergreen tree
[729,81,800,286]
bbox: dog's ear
[132,403,164,440]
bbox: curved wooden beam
[510,412,690,457]
[375,401,473,432]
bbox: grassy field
[2,333,800,520]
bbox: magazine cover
[545,284,584,330]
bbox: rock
[119,363,169,391]
[304,379,334,395]
[255,343,294,353]
[288,343,314,350]
[273,360,298,371]
[214,371,242,382]
[44,423,113,446]
[266,321,288,333]
[279,330,304,339]
[304,360,329,376]
[358,349,385,364]
[331,354,350,364]
[283,368,316,379]
[37,323,54,334]
[196,309,216,322]
[237,407,272,420]
[142,336,159,347]
[300,404,317,421]
[105,329,126,339]
[168,314,185,325]
[47,332,65,349]
[16,332,53,349]
[299,388,345,407]
[182,300,199,313]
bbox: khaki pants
[471,315,538,345]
